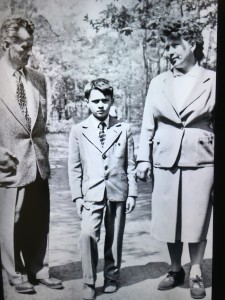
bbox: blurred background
[0,0,217,134]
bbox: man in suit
[0,15,63,294]
[68,78,137,300]
[136,19,215,299]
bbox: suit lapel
[25,68,40,130]
[81,116,123,154]
[179,67,208,115]
[161,71,181,119]
[103,117,122,154]
[82,116,103,152]
[0,64,29,132]
[162,67,209,118]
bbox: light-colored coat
[0,58,50,187]
[137,67,215,167]
[68,115,137,202]
[137,67,215,242]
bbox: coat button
[104,166,108,170]
[105,175,108,180]
[199,140,204,145]
[102,154,107,159]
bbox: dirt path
[2,133,212,300]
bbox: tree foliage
[85,0,217,95]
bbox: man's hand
[75,198,90,219]
[136,162,151,181]
[126,197,136,214]
[0,147,18,174]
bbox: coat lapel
[161,71,181,119]
[179,67,208,114]
[0,64,29,132]
[81,116,103,152]
[25,68,40,130]
[162,67,210,119]
[102,117,122,154]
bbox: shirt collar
[172,63,201,78]
[1,56,26,79]
[90,114,110,129]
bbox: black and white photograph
[0,0,219,299]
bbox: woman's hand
[136,162,151,181]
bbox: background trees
[0,0,217,132]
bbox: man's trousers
[0,172,50,285]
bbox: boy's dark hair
[160,19,204,62]
[0,15,35,50]
[84,78,113,100]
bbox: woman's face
[165,37,195,72]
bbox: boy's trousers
[80,197,126,285]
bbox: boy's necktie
[15,71,31,131]
[99,121,106,146]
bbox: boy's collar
[91,114,110,128]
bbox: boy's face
[87,89,113,121]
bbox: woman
[137,19,215,299]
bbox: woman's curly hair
[161,19,204,62]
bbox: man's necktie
[15,71,31,131]
[99,122,106,146]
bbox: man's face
[7,27,33,69]
[165,37,194,71]
[87,89,113,121]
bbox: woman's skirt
[151,166,213,243]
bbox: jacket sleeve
[126,124,138,198]
[137,78,156,163]
[68,125,83,201]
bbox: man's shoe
[82,283,96,300]
[189,276,206,299]
[158,267,185,290]
[37,278,63,289]
[103,279,117,293]
[14,282,35,294]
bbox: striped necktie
[15,71,31,131]
[99,121,106,146]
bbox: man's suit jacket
[0,58,50,187]
[68,115,137,202]
[137,67,216,168]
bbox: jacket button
[102,154,107,159]
[104,166,108,170]
[105,175,108,180]
[199,140,204,145]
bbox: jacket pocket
[113,142,125,158]
[197,135,214,165]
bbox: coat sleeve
[126,124,138,198]
[68,125,83,201]
[136,78,156,163]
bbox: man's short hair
[0,15,35,50]
[84,78,113,100]
[160,19,204,62]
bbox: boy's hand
[136,162,151,181]
[75,198,89,219]
[126,197,136,214]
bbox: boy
[68,78,137,300]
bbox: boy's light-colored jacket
[68,115,137,202]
